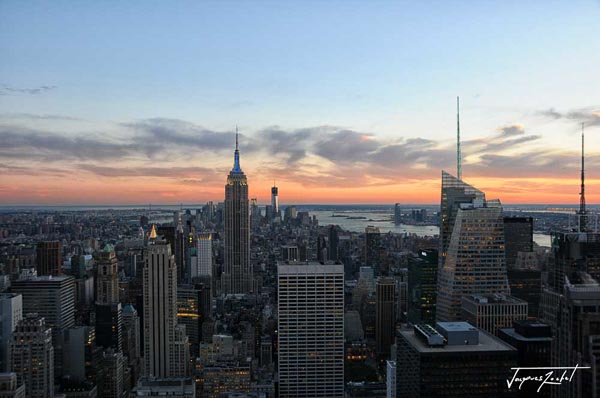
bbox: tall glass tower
[222,130,252,294]
[436,171,509,321]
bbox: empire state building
[222,129,252,294]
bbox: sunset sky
[1,1,600,205]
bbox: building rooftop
[463,294,527,305]
[278,262,344,275]
[400,326,515,354]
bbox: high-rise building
[10,314,54,398]
[195,233,212,278]
[396,322,517,397]
[222,131,252,294]
[95,244,119,304]
[278,263,344,398]
[177,285,202,356]
[328,225,339,262]
[271,184,279,221]
[407,250,438,325]
[143,227,189,378]
[122,304,141,386]
[461,294,528,336]
[132,378,195,397]
[438,171,485,271]
[97,349,124,398]
[503,216,533,269]
[507,267,542,317]
[95,302,122,351]
[375,277,396,358]
[11,275,75,376]
[0,372,26,398]
[365,227,382,275]
[394,203,402,225]
[436,172,509,321]
[250,198,261,231]
[386,360,396,398]
[175,215,186,283]
[284,205,297,222]
[36,241,62,276]
[498,320,552,398]
[62,326,98,382]
[0,294,22,372]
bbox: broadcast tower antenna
[457,96,462,180]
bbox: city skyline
[1,2,600,205]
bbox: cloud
[0,84,56,95]
[313,130,380,164]
[538,107,600,127]
[0,125,135,161]
[0,113,80,121]
[77,164,222,181]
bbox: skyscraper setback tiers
[222,130,252,294]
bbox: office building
[394,203,402,225]
[177,285,202,356]
[375,277,396,357]
[407,250,437,325]
[195,233,212,278]
[222,131,252,294]
[438,171,485,271]
[10,314,54,398]
[95,302,122,351]
[271,184,279,220]
[503,217,533,269]
[278,263,344,397]
[498,320,552,397]
[132,378,195,397]
[201,364,250,397]
[328,225,339,262]
[365,227,382,275]
[461,294,528,336]
[97,349,124,398]
[122,304,141,385]
[0,373,25,398]
[94,245,119,304]
[36,241,62,276]
[143,227,189,378]
[396,322,517,397]
[11,275,75,376]
[62,326,98,382]
[436,173,509,321]
[386,360,396,398]
[0,294,22,372]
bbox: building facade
[222,133,252,294]
[278,263,344,397]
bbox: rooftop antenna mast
[579,122,587,232]
[457,96,462,180]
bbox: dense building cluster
[0,136,597,398]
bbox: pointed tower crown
[232,125,242,173]
[149,224,158,239]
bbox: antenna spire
[579,122,587,231]
[457,96,462,180]
[232,125,242,172]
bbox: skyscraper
[222,130,252,294]
[278,263,344,397]
[143,226,189,378]
[503,216,533,269]
[271,183,279,221]
[36,241,62,276]
[365,227,382,275]
[375,277,396,358]
[95,244,119,304]
[10,314,54,398]
[438,171,485,271]
[436,172,509,322]
[407,249,438,324]
[11,275,75,376]
[0,294,22,373]
[196,233,212,278]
